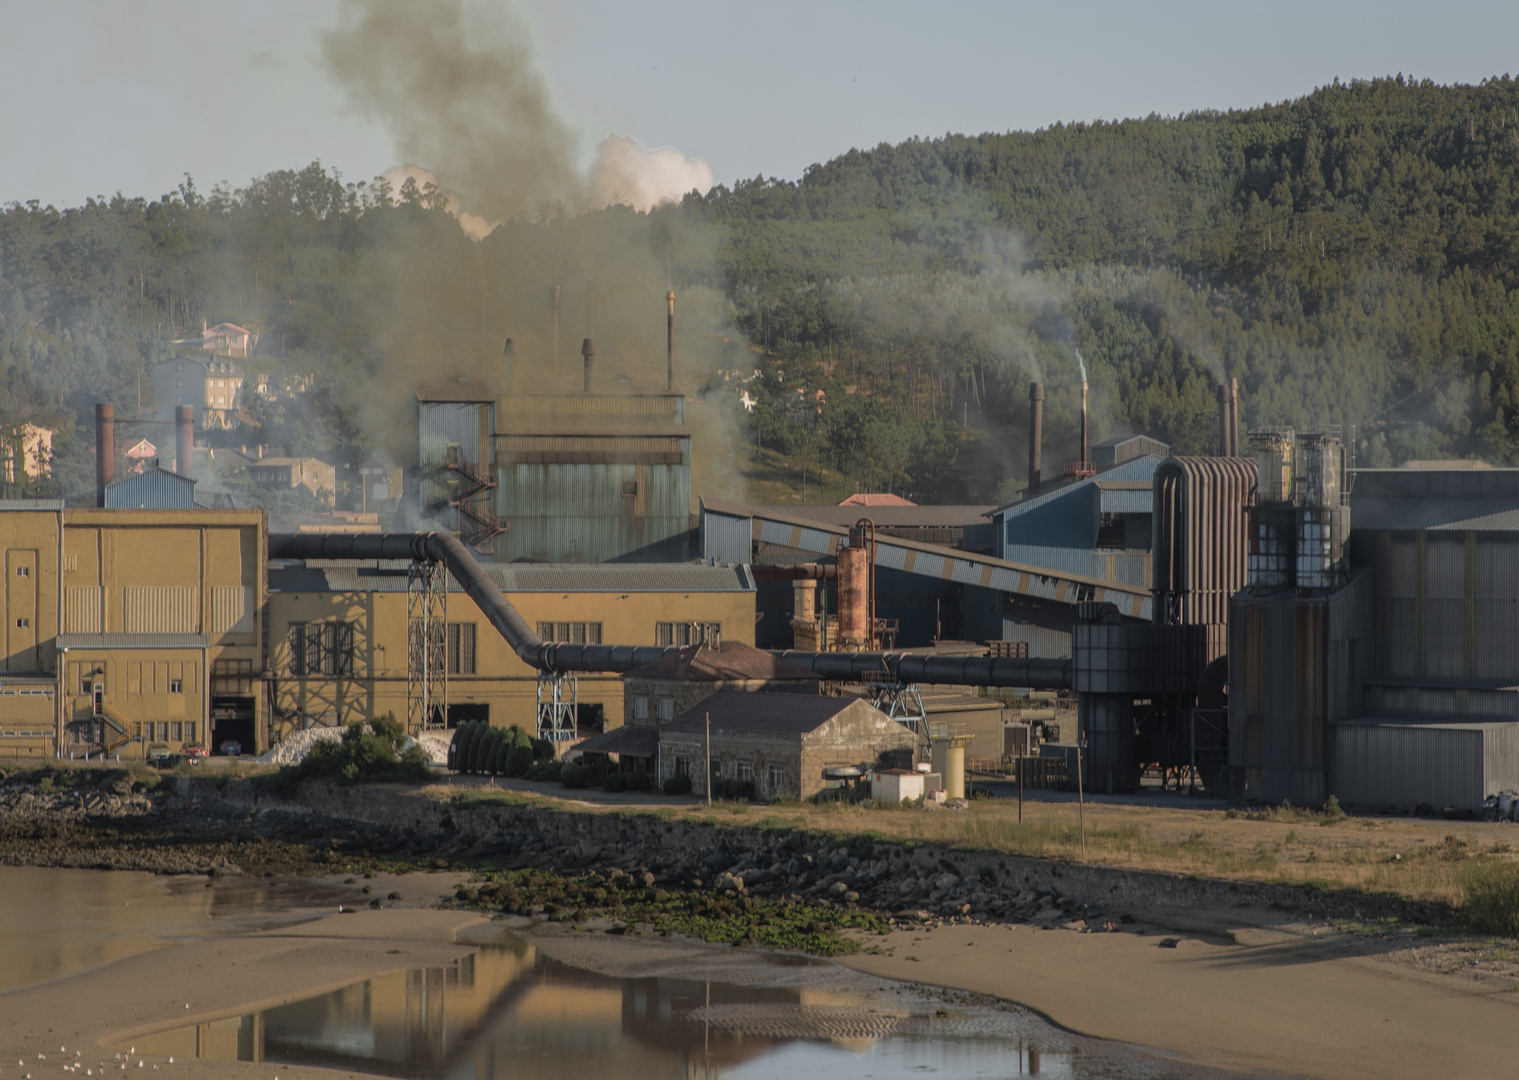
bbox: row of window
[631,697,675,722]
[671,756,785,792]
[283,618,725,676]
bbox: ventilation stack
[175,404,194,479]
[1027,382,1043,495]
[550,286,560,364]
[667,290,676,391]
[95,403,114,507]
[581,338,595,393]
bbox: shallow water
[0,866,354,995]
[130,942,1075,1078]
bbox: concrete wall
[622,676,817,728]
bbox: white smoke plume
[588,134,714,213]
[379,165,499,241]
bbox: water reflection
[132,939,1073,1078]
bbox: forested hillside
[4,76,1518,504]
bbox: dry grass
[436,785,1519,908]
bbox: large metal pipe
[581,337,595,393]
[751,563,837,580]
[1028,382,1043,495]
[837,543,869,649]
[175,404,194,479]
[95,403,114,506]
[267,531,1074,688]
[666,290,675,392]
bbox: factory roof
[493,414,688,438]
[1429,509,1519,531]
[1350,467,1519,529]
[727,500,997,529]
[665,690,866,735]
[988,454,1165,519]
[415,382,498,403]
[839,493,916,507]
[57,634,211,649]
[574,725,661,757]
[0,499,65,511]
[269,561,755,594]
[624,640,817,682]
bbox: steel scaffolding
[536,672,578,742]
[407,559,447,730]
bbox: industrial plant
[4,303,1519,817]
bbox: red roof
[624,640,818,683]
[838,493,916,507]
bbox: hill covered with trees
[3,75,1517,504]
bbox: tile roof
[625,640,817,682]
[574,725,660,757]
[665,690,863,735]
[839,493,916,507]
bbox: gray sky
[3,0,1516,207]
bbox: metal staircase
[440,460,507,553]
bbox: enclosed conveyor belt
[267,533,1072,689]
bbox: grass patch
[1459,862,1519,937]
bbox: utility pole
[705,711,711,806]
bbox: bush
[713,779,755,802]
[504,744,534,777]
[476,728,503,774]
[603,771,629,793]
[1461,863,1519,936]
[455,722,483,773]
[281,721,432,786]
[370,712,405,744]
[625,770,651,792]
[663,774,693,796]
[525,759,563,783]
[560,762,590,789]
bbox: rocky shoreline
[0,768,1454,936]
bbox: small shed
[919,691,1006,765]
[656,690,915,801]
[103,467,197,510]
[622,639,819,727]
[572,724,661,774]
[1331,719,1519,812]
[871,769,926,804]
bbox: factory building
[265,560,754,740]
[0,500,266,760]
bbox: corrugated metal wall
[699,507,753,565]
[1332,723,1486,810]
[65,586,103,633]
[103,470,197,509]
[419,403,489,468]
[494,462,691,563]
[123,587,197,633]
[209,586,251,635]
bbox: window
[15,618,28,628]
[185,722,197,743]
[621,480,639,496]
[655,621,722,647]
[536,621,603,644]
[15,566,28,578]
[447,622,477,675]
[169,678,183,694]
[674,756,690,778]
[287,621,355,676]
[170,722,182,742]
[769,766,784,792]
[737,761,753,782]
[632,697,649,720]
[657,698,675,722]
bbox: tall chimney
[1217,383,1231,456]
[1080,378,1089,467]
[666,290,676,392]
[581,338,595,393]
[95,403,114,507]
[550,285,560,364]
[175,404,194,479]
[502,337,515,393]
[1229,377,1240,456]
[1027,382,1044,495]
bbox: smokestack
[1229,377,1240,456]
[1080,378,1089,468]
[581,337,595,393]
[175,404,194,479]
[1217,383,1231,456]
[667,290,675,392]
[1027,382,1044,495]
[550,286,560,364]
[95,403,114,507]
[503,337,515,393]
[588,280,597,338]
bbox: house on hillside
[173,322,255,358]
[123,438,157,475]
[248,456,335,504]
[151,355,245,429]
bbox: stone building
[621,639,818,727]
[655,690,915,801]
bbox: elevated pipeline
[268,532,1071,689]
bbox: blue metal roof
[104,468,197,509]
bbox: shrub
[474,728,503,774]
[281,721,432,786]
[447,724,468,770]
[713,779,755,802]
[525,759,563,783]
[493,734,514,775]
[531,737,555,761]
[603,771,629,793]
[1323,794,1344,819]
[369,712,405,744]
[560,762,589,789]
[504,744,534,777]
[663,774,693,796]
[625,771,651,792]
[456,722,483,773]
[1460,862,1519,936]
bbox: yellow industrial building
[0,501,265,760]
[1,498,757,759]
[264,561,755,739]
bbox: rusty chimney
[175,404,194,479]
[581,338,595,393]
[550,286,560,364]
[1027,382,1044,495]
[667,290,676,392]
[95,403,114,507]
[1229,377,1240,456]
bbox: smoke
[322,0,586,222]
[379,165,499,241]
[1072,344,1088,385]
[589,135,714,213]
